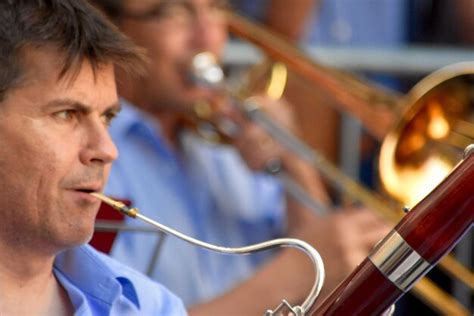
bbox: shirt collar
[112,98,162,138]
[54,245,140,309]
[112,99,177,159]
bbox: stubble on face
[0,46,118,255]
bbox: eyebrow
[43,98,121,115]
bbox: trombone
[190,50,473,315]
[185,11,473,315]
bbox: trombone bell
[380,62,474,207]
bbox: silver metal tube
[91,193,326,315]
[135,212,325,314]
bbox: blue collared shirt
[104,101,285,306]
[54,245,187,315]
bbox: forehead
[21,46,88,87]
[3,46,117,110]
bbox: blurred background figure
[89,0,391,315]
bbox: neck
[0,240,73,315]
[153,111,183,149]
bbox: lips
[66,184,104,206]
[73,184,103,194]
[66,180,104,194]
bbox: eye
[54,109,78,122]
[101,110,118,127]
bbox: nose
[189,5,226,53]
[79,120,118,166]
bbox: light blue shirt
[54,244,187,315]
[235,0,408,47]
[105,101,286,306]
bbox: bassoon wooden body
[312,147,473,315]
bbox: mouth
[74,184,102,194]
[67,183,104,204]
[75,188,98,194]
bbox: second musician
[91,0,389,314]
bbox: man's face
[0,46,119,252]
[120,0,228,113]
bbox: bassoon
[312,145,473,315]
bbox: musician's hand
[217,94,299,171]
[196,92,330,206]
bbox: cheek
[0,129,64,194]
[0,134,42,187]
[0,139,58,225]
[144,34,184,77]
[146,52,186,100]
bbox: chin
[53,222,96,250]
[74,222,96,244]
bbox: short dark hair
[89,0,124,22]
[0,0,145,101]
